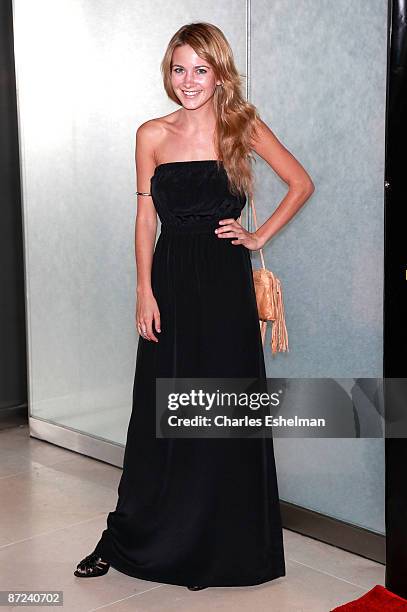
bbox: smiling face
[170,44,222,110]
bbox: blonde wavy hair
[161,22,261,199]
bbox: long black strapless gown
[93,160,286,587]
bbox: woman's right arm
[134,121,161,342]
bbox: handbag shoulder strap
[249,196,266,270]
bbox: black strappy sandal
[187,585,207,591]
[74,552,111,578]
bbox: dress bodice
[150,160,246,228]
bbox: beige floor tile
[87,559,366,612]
[0,456,120,542]
[283,528,385,589]
[0,426,385,612]
[0,516,162,612]
[0,425,75,478]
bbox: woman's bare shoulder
[136,111,182,163]
[137,110,181,135]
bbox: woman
[74,22,314,590]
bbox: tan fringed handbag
[246,196,289,355]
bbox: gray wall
[250,1,386,534]
[14,0,386,534]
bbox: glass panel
[250,0,387,534]
[14,0,248,444]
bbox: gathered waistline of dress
[159,219,229,235]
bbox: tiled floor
[0,424,385,612]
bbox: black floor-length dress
[93,159,286,587]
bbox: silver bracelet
[135,191,151,196]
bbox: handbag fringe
[257,277,289,354]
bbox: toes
[74,555,109,577]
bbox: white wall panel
[14,0,247,443]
